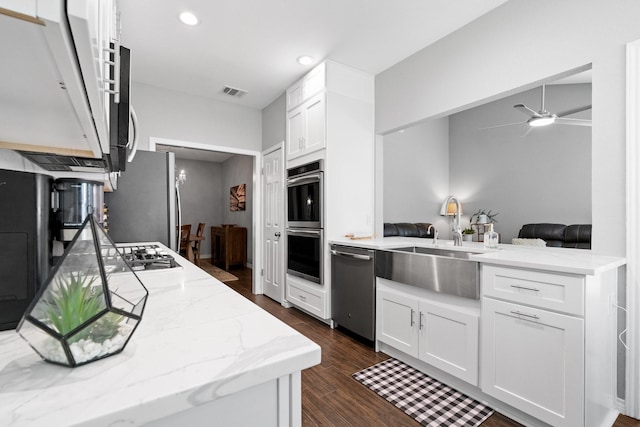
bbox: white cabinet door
[303,92,325,155]
[418,300,479,385]
[481,297,584,427]
[286,92,325,161]
[286,107,304,160]
[286,81,303,111]
[377,289,419,357]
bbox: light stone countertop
[0,244,321,426]
[329,236,626,275]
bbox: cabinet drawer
[286,277,325,318]
[482,265,584,316]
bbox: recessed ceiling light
[297,56,313,66]
[179,11,199,26]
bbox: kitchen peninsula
[0,244,320,427]
[331,235,625,427]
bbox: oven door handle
[287,173,322,185]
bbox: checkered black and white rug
[353,358,493,427]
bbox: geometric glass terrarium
[16,215,148,367]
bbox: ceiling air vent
[222,85,248,97]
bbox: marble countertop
[0,244,321,426]
[329,236,625,275]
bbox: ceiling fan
[481,85,592,133]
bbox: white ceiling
[119,0,508,110]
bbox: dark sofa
[517,223,592,249]
[384,223,435,238]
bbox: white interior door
[262,145,284,303]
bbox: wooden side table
[211,225,247,271]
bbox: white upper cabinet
[67,0,115,154]
[286,63,326,111]
[286,92,326,161]
[0,0,115,158]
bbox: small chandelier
[176,169,187,185]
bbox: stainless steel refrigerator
[104,150,177,250]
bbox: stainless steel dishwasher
[330,244,375,342]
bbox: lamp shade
[440,197,463,216]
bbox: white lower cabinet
[377,289,419,357]
[481,297,584,427]
[480,264,618,427]
[419,299,479,385]
[377,283,479,385]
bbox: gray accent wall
[449,84,592,243]
[175,158,222,258]
[382,84,592,243]
[262,93,285,151]
[176,155,253,264]
[221,155,254,264]
[383,118,450,234]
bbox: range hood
[18,151,109,173]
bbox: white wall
[133,82,262,152]
[261,93,285,151]
[383,118,450,234]
[449,83,592,243]
[221,155,254,264]
[375,0,640,256]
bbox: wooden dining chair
[179,224,191,258]
[193,222,205,266]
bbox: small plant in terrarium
[462,227,475,235]
[17,214,148,367]
[45,272,104,340]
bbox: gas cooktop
[106,244,180,271]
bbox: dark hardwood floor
[217,264,639,427]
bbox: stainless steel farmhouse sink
[375,246,480,299]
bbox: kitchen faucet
[427,224,438,245]
[444,195,463,246]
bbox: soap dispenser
[484,223,499,249]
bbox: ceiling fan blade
[514,104,541,117]
[556,105,592,117]
[479,121,526,130]
[521,126,535,138]
[554,117,592,127]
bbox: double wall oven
[286,161,323,284]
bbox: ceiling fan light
[529,116,556,127]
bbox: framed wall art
[230,184,246,211]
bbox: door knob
[275,232,281,237]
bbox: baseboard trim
[617,397,626,413]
